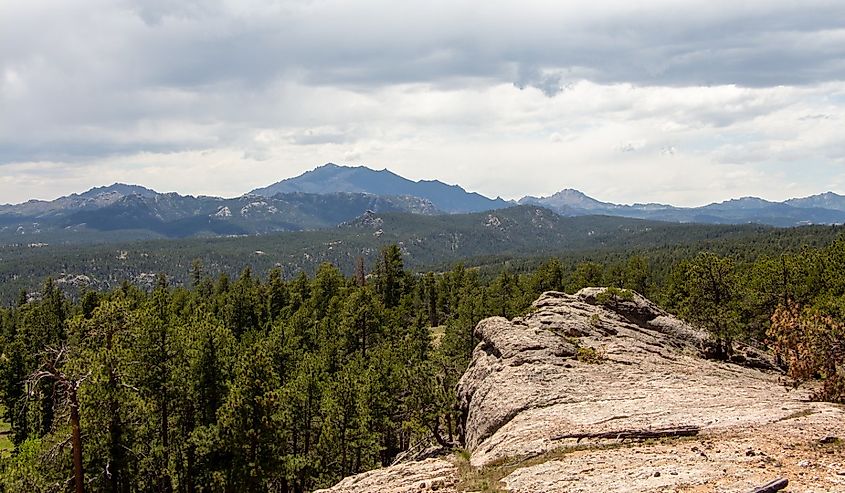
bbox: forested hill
[1,205,842,304]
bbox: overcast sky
[2,0,845,206]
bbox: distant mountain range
[519,189,845,227]
[0,183,438,241]
[1,162,844,243]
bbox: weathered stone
[457,289,716,457]
[314,458,457,493]
[320,288,845,492]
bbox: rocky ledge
[318,288,845,492]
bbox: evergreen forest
[1,233,845,491]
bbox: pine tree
[218,342,283,490]
[73,297,135,493]
[375,245,405,308]
[677,252,741,358]
[268,268,289,322]
[340,287,383,359]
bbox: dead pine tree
[28,344,89,493]
[355,256,367,287]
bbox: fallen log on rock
[551,425,700,443]
[747,478,788,493]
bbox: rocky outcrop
[315,458,458,493]
[318,288,845,492]
[456,288,710,454]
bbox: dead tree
[28,344,88,493]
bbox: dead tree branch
[551,425,700,443]
[747,478,788,493]
[26,344,86,493]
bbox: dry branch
[27,344,86,493]
[747,478,788,493]
[551,425,700,443]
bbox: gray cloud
[1,0,845,203]
[6,1,845,92]
[513,65,572,97]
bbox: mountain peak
[519,188,616,212]
[785,191,845,212]
[79,183,159,199]
[712,196,773,206]
[250,163,508,213]
[550,188,593,199]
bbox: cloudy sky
[2,0,845,206]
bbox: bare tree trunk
[161,393,172,492]
[70,389,85,493]
[428,416,456,449]
[355,257,366,287]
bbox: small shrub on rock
[768,302,845,403]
